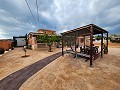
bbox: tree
[54,36,61,48]
[96,35,101,40]
[23,46,27,56]
[25,34,28,46]
[37,34,60,52]
[37,34,48,43]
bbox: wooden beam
[62,35,64,56]
[83,36,85,53]
[106,32,108,54]
[74,35,77,57]
[90,26,93,66]
[75,35,77,52]
[63,25,91,34]
[101,33,103,57]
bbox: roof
[0,39,13,41]
[28,32,43,36]
[61,24,108,36]
[38,29,56,32]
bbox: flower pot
[104,47,108,54]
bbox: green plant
[0,48,5,54]
[37,34,59,52]
[96,35,101,40]
[23,47,27,56]
[104,47,108,54]
[27,44,32,49]
[11,42,14,50]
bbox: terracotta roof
[37,29,56,32]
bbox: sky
[0,0,120,39]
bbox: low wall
[37,43,47,48]
[37,43,57,48]
[0,40,12,50]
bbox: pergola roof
[61,24,109,67]
[61,24,108,36]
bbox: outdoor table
[84,46,99,55]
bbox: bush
[27,44,32,49]
[104,47,108,54]
[6,49,9,51]
[11,47,14,50]
[0,48,5,54]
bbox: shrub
[11,47,14,50]
[27,44,32,49]
[0,48,5,54]
[6,49,9,51]
[104,47,108,54]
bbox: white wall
[16,38,26,46]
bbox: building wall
[16,38,26,46]
[0,40,12,50]
[28,36,37,50]
[28,29,56,50]
[77,36,90,46]
[28,34,33,45]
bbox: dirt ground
[0,46,120,90]
[94,42,120,48]
[0,47,61,80]
[20,47,120,90]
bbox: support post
[83,36,85,53]
[62,35,64,56]
[106,32,108,54]
[74,35,77,58]
[75,35,77,52]
[90,26,93,66]
[101,33,103,57]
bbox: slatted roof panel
[61,24,108,36]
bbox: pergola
[61,24,108,66]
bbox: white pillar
[32,37,37,50]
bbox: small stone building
[28,29,56,50]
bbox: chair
[92,47,96,55]
[85,47,90,55]
[80,46,84,53]
[95,46,99,53]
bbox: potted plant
[104,47,108,54]
[0,48,5,54]
[11,42,14,50]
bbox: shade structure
[61,24,108,66]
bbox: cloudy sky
[0,0,120,39]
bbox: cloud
[0,0,120,39]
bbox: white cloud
[0,29,10,39]
[0,0,120,39]
[0,29,8,35]
[0,17,21,23]
[57,29,69,34]
[41,11,51,19]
